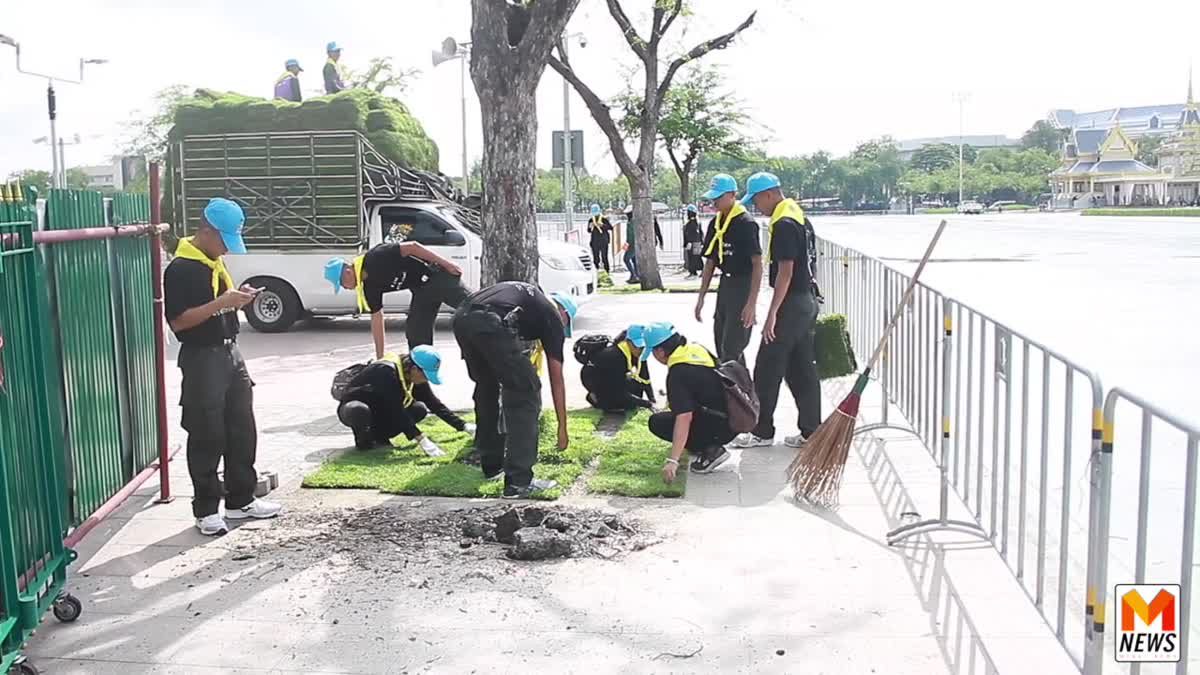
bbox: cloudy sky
[2,0,1197,179]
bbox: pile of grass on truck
[170,88,439,172]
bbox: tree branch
[518,0,583,71]
[656,11,757,103]
[548,53,640,179]
[658,0,685,39]
[606,0,648,61]
[665,144,685,180]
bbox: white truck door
[376,205,471,311]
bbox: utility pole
[559,33,586,228]
[432,38,471,196]
[953,92,971,206]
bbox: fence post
[149,163,173,504]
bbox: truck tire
[245,278,302,333]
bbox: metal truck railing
[814,233,1199,673]
[0,178,173,674]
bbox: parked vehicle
[169,131,596,333]
[986,200,1016,212]
[957,200,985,215]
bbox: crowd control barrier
[811,231,1194,673]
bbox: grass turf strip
[302,408,682,500]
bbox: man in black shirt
[163,197,282,536]
[324,240,469,356]
[622,207,664,284]
[639,322,735,481]
[452,282,577,498]
[732,172,822,450]
[694,173,763,365]
[586,204,613,273]
[578,327,655,412]
[335,346,474,455]
[682,204,704,277]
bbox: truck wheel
[246,279,301,333]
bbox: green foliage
[1021,119,1065,154]
[909,143,959,173]
[7,169,51,195]
[899,146,1057,204]
[64,168,91,191]
[815,314,857,379]
[1136,135,1164,167]
[119,84,192,163]
[346,56,420,96]
[1082,208,1200,217]
[587,409,685,498]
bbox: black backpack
[715,360,760,433]
[573,334,612,366]
[330,363,368,401]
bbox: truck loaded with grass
[166,88,596,333]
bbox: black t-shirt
[464,281,567,363]
[701,211,762,277]
[683,218,703,245]
[361,243,436,313]
[666,362,726,415]
[768,216,814,295]
[587,217,613,246]
[344,362,466,440]
[323,61,345,94]
[163,258,239,346]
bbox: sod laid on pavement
[302,408,682,500]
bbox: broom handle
[865,219,948,369]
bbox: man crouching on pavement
[452,282,577,499]
[164,197,282,536]
[638,322,736,483]
[336,345,477,455]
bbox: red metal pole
[149,162,174,504]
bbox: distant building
[1049,73,1200,207]
[895,135,1020,161]
[77,161,124,191]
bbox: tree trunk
[475,83,540,285]
[631,172,661,290]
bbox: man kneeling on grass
[577,324,656,412]
[638,322,736,483]
[335,346,475,456]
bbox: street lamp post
[432,38,471,197]
[558,33,587,230]
[953,91,971,206]
[0,33,106,189]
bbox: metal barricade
[814,235,1108,671]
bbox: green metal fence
[0,186,74,674]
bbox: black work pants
[713,273,753,365]
[581,365,650,412]
[453,307,542,489]
[751,292,822,439]
[338,399,428,449]
[591,241,610,273]
[406,270,471,349]
[179,343,258,518]
[648,410,735,456]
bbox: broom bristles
[788,408,859,508]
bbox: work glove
[465,422,478,436]
[418,436,446,458]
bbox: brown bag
[715,360,760,433]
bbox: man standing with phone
[164,198,282,536]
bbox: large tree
[118,84,192,164]
[470,0,582,284]
[1021,119,1065,154]
[549,1,756,290]
[619,66,754,205]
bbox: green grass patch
[302,409,608,501]
[587,410,684,498]
[816,314,857,379]
[921,207,957,214]
[1082,208,1200,217]
[995,204,1035,211]
[599,283,716,295]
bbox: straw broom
[788,219,949,507]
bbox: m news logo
[1115,584,1181,663]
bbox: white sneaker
[784,433,810,448]
[196,514,229,536]
[226,499,283,520]
[730,433,774,449]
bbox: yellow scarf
[352,255,369,313]
[667,343,716,369]
[175,237,234,298]
[766,198,806,264]
[379,352,415,407]
[617,340,651,385]
[588,217,604,233]
[703,203,748,264]
[529,342,545,376]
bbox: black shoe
[690,448,731,474]
[625,277,640,285]
[502,478,559,499]
[352,426,377,451]
[462,450,483,466]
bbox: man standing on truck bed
[323,41,347,94]
[452,282,577,499]
[164,198,283,537]
[324,240,469,356]
[274,59,303,102]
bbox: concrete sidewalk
[24,290,1080,674]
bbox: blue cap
[741,171,783,206]
[410,345,443,385]
[639,321,676,361]
[285,58,302,70]
[327,41,342,52]
[550,292,578,338]
[701,174,738,201]
[590,204,601,216]
[626,323,647,348]
[686,204,697,214]
[203,198,247,254]
[324,258,348,293]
